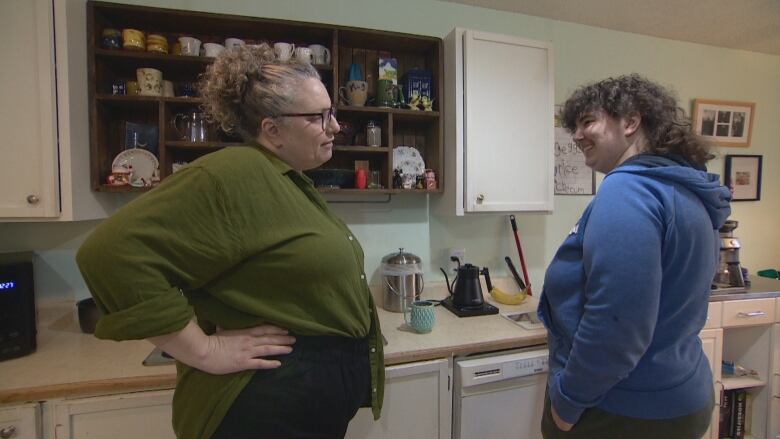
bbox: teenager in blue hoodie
[539,74,731,438]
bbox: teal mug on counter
[404,300,436,333]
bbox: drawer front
[722,298,776,327]
[703,302,722,329]
[776,298,780,322]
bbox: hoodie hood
[609,154,732,230]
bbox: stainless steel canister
[381,248,424,313]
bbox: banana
[489,287,527,305]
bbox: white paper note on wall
[554,127,594,195]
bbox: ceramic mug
[224,38,245,50]
[178,36,201,56]
[146,34,168,54]
[404,300,436,333]
[294,47,313,64]
[338,80,368,107]
[126,80,140,95]
[308,44,331,65]
[203,42,225,57]
[162,80,174,97]
[136,68,162,96]
[122,28,145,51]
[274,42,295,61]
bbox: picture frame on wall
[724,154,762,201]
[692,99,755,147]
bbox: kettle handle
[481,267,494,292]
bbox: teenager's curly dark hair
[560,74,714,165]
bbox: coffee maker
[713,220,745,290]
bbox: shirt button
[348,235,354,241]
[360,274,365,280]
[372,387,377,393]
[370,347,376,353]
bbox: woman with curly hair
[538,74,731,438]
[76,44,383,439]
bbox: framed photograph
[724,155,762,201]
[692,99,755,147]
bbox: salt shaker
[366,120,381,147]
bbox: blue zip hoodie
[538,154,731,424]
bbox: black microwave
[0,252,36,361]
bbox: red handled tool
[509,215,532,296]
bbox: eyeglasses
[278,106,337,130]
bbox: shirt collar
[249,142,315,185]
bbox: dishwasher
[453,345,549,439]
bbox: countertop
[2,276,778,405]
[0,278,545,405]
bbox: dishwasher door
[454,347,548,439]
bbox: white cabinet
[436,28,554,216]
[0,0,58,218]
[0,403,41,439]
[699,328,723,439]
[345,358,451,439]
[42,390,175,439]
[0,0,117,221]
[770,323,779,439]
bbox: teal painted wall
[1,0,778,299]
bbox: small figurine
[415,175,425,189]
[393,168,403,189]
[406,93,421,111]
[421,96,435,112]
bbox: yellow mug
[122,28,145,51]
[126,80,140,95]
[146,34,168,54]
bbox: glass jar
[366,120,382,147]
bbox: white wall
[0,0,778,299]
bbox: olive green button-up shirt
[76,145,384,439]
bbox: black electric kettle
[440,263,494,309]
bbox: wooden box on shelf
[87,1,442,194]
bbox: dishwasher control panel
[456,348,548,387]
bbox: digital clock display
[0,281,17,291]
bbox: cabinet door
[345,358,451,439]
[0,0,59,218]
[770,324,780,439]
[0,403,41,439]
[47,390,175,439]
[463,30,554,212]
[699,328,723,439]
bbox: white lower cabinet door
[0,403,41,439]
[44,390,174,439]
[699,328,723,439]
[345,358,451,439]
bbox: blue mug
[404,300,436,333]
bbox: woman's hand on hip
[552,405,574,432]
[200,324,296,374]
[149,320,295,375]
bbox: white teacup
[203,42,225,57]
[136,68,162,96]
[274,42,295,61]
[294,47,313,64]
[225,38,245,50]
[178,37,201,56]
[309,44,331,65]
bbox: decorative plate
[392,146,425,177]
[111,148,159,187]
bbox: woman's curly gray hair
[198,43,320,141]
[560,74,714,165]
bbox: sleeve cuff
[550,371,586,425]
[94,288,194,341]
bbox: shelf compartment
[337,105,439,117]
[722,375,766,390]
[166,141,243,149]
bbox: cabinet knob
[0,426,16,438]
[476,194,485,203]
[26,195,40,205]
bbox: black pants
[211,335,371,439]
[541,390,714,439]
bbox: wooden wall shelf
[87,1,442,194]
